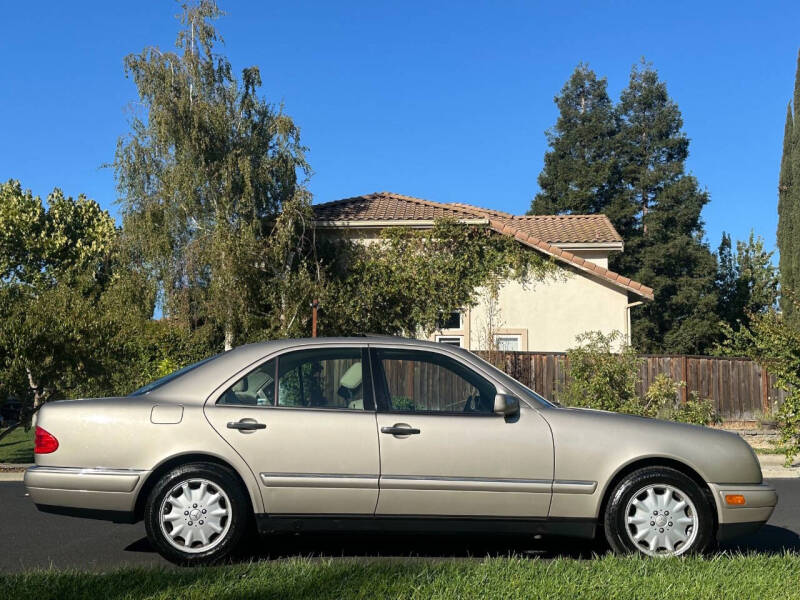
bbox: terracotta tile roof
[313,192,479,221]
[504,215,621,244]
[313,192,653,300]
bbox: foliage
[3,555,800,600]
[0,180,120,412]
[113,0,310,349]
[670,392,716,426]
[716,231,779,329]
[717,308,800,465]
[529,61,720,354]
[644,373,680,414]
[560,331,653,415]
[317,219,555,337]
[562,334,714,424]
[777,50,800,324]
[529,63,621,215]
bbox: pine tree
[529,64,620,215]
[615,62,719,353]
[777,99,794,319]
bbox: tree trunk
[26,368,43,410]
[224,325,234,351]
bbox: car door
[204,345,380,515]
[372,346,553,518]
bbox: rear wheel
[144,462,250,565]
[603,467,714,557]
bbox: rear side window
[217,359,276,406]
[277,348,373,410]
[374,349,496,414]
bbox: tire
[144,462,251,566]
[603,466,714,557]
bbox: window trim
[493,333,522,352]
[370,347,499,417]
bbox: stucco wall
[434,264,631,352]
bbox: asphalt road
[1,479,798,573]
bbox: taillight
[34,426,59,454]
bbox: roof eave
[552,241,624,252]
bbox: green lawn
[0,426,34,463]
[1,554,799,599]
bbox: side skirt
[256,514,596,539]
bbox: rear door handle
[381,426,420,435]
[227,420,266,431]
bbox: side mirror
[494,394,520,417]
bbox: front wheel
[144,462,251,565]
[603,467,714,557]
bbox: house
[313,192,653,352]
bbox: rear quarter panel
[32,397,264,513]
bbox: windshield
[130,354,222,396]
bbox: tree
[113,0,310,349]
[529,64,620,216]
[0,180,118,411]
[778,51,800,324]
[613,62,719,353]
[529,61,720,353]
[317,220,553,337]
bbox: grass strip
[1,553,799,600]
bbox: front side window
[277,348,372,410]
[217,359,276,406]
[375,349,496,414]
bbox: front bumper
[708,482,778,540]
[24,466,148,521]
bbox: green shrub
[670,392,716,425]
[647,373,716,425]
[562,334,715,425]
[561,331,651,416]
[645,373,681,417]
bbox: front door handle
[381,425,421,435]
[227,420,266,431]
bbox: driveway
[1,479,798,573]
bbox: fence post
[761,367,770,415]
[681,355,688,404]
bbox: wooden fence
[481,352,791,422]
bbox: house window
[437,310,462,330]
[494,334,521,351]
[435,335,463,347]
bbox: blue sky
[2,1,798,255]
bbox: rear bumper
[24,466,147,519]
[708,481,777,540]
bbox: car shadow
[124,525,800,561]
[718,524,800,554]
